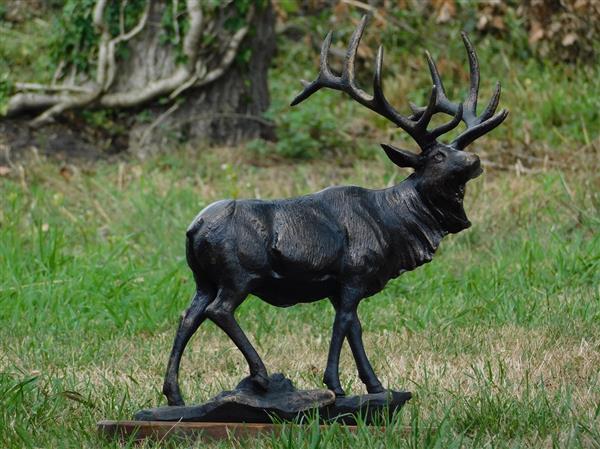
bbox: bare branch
[169,63,205,99]
[31,91,99,126]
[138,102,181,149]
[183,0,203,69]
[51,59,66,85]
[117,0,152,42]
[195,25,249,87]
[14,83,92,93]
[6,0,251,126]
[23,0,110,125]
[341,0,386,24]
[172,0,180,44]
[100,67,190,108]
[6,93,70,116]
[94,0,111,87]
[101,0,205,107]
[93,0,108,29]
[119,0,128,36]
[105,0,152,89]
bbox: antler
[290,15,463,151]
[410,32,508,150]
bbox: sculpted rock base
[135,374,411,425]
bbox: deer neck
[415,175,472,234]
[384,174,471,235]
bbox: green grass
[1,147,598,448]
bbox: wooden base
[98,420,406,442]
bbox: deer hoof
[366,384,385,394]
[163,384,185,406]
[331,386,346,397]
[251,373,270,391]
[323,374,346,397]
[167,396,185,407]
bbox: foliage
[518,0,600,63]
[158,0,188,64]
[49,0,147,75]
[248,90,359,160]
[0,4,598,449]
[47,0,260,78]
[0,75,12,115]
[1,2,598,153]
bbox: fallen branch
[137,102,182,149]
[7,92,71,116]
[105,0,152,90]
[14,83,90,93]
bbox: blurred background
[0,0,598,162]
[0,1,598,448]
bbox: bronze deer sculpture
[163,16,508,406]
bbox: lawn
[1,145,598,448]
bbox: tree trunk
[2,1,276,161]
[123,2,276,157]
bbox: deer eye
[433,152,446,163]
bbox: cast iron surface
[162,15,508,407]
[138,374,411,425]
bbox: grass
[0,145,598,448]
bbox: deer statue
[162,16,508,406]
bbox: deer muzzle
[466,153,483,179]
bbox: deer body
[187,176,468,309]
[162,16,506,406]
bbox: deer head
[291,16,508,193]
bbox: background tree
[4,0,275,157]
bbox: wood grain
[97,420,405,442]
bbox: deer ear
[380,144,421,169]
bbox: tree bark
[122,1,277,157]
[3,1,276,159]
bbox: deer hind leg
[163,285,215,406]
[205,288,269,390]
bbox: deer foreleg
[347,311,385,394]
[323,289,362,396]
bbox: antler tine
[408,61,464,144]
[430,103,463,139]
[452,109,508,149]
[410,32,508,149]
[415,85,437,130]
[408,51,453,118]
[290,31,333,106]
[371,48,443,148]
[372,45,414,130]
[451,33,509,149]
[461,31,480,114]
[344,15,367,95]
[410,37,481,125]
[291,17,374,108]
[479,81,501,122]
[291,15,424,145]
